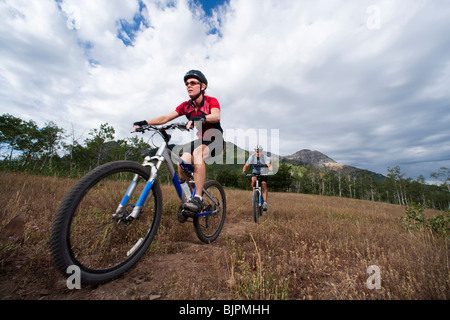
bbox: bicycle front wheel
[193,180,226,243]
[252,189,262,223]
[50,161,162,285]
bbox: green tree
[216,168,240,188]
[270,163,293,192]
[386,166,407,205]
[431,167,450,194]
[15,119,41,167]
[126,135,152,162]
[0,113,25,161]
[84,123,115,168]
[38,121,66,171]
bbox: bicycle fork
[252,188,262,206]
[252,179,262,207]
[113,157,159,221]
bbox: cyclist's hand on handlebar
[186,114,205,130]
[131,121,192,133]
[132,120,147,133]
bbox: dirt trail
[65,219,255,300]
[0,174,259,300]
[2,173,449,300]
[1,214,256,300]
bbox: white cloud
[0,0,449,179]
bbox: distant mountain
[144,141,385,182]
[281,149,385,182]
[281,149,337,168]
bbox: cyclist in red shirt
[133,70,223,214]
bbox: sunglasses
[185,80,201,87]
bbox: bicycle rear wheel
[193,180,226,243]
[50,161,162,285]
[252,189,262,223]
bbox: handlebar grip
[133,120,148,126]
[132,122,189,134]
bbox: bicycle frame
[252,176,262,207]
[114,124,219,220]
[247,174,263,207]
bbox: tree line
[210,162,449,210]
[1,113,449,210]
[0,113,150,176]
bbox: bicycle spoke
[68,171,158,271]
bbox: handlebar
[133,122,190,143]
[134,122,189,133]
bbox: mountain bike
[247,174,266,223]
[50,123,226,285]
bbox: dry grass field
[0,171,448,300]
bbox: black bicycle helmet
[184,70,208,86]
[184,70,208,102]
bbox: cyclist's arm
[188,108,221,128]
[133,111,180,132]
[147,111,180,125]
[243,154,256,173]
[206,107,220,123]
[263,155,272,170]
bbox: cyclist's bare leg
[178,153,193,192]
[192,144,210,197]
[180,145,210,213]
[262,181,268,203]
[251,176,256,188]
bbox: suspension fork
[252,179,262,206]
[113,155,162,220]
[113,173,141,218]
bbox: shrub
[400,203,449,237]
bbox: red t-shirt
[175,96,222,139]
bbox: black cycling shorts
[188,135,223,158]
[253,174,268,183]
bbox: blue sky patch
[114,0,228,44]
[196,0,228,17]
[117,0,150,46]
[193,0,229,36]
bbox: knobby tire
[50,161,162,285]
[193,180,226,243]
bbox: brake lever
[133,123,190,134]
[171,122,191,131]
[132,124,150,133]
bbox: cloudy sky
[1,0,449,181]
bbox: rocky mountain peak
[283,149,337,167]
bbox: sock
[194,195,203,201]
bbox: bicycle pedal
[177,207,188,223]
